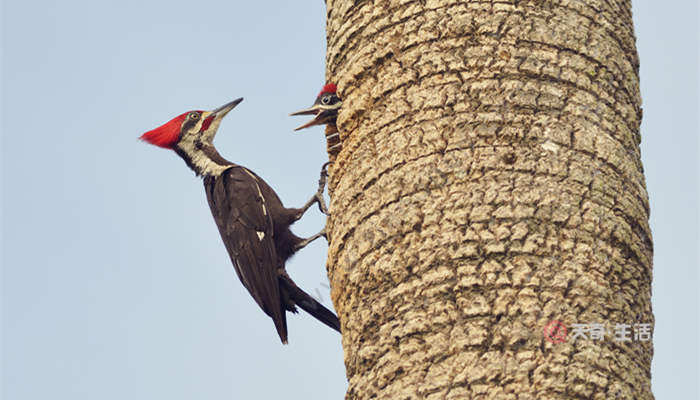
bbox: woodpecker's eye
[321,95,331,105]
[189,112,200,120]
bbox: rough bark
[324,1,651,399]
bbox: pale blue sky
[2,1,697,399]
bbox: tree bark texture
[324,1,651,399]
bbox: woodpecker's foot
[298,162,330,219]
[294,228,327,251]
[314,192,329,216]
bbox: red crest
[318,83,337,97]
[139,112,188,148]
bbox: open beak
[290,105,332,131]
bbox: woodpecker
[291,83,342,155]
[140,98,340,343]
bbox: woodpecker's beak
[199,98,243,141]
[289,105,322,117]
[212,97,243,119]
[290,105,337,131]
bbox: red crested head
[139,98,243,176]
[139,112,190,149]
[318,83,337,97]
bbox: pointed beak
[199,98,243,139]
[212,97,243,119]
[290,105,333,131]
[290,105,322,117]
[293,114,326,131]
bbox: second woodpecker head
[291,83,341,131]
[139,98,243,176]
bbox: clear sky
[2,1,697,399]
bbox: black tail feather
[279,275,341,333]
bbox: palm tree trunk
[324,1,652,398]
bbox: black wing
[203,166,288,343]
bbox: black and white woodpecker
[140,98,340,344]
[291,83,342,155]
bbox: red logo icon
[544,320,567,343]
